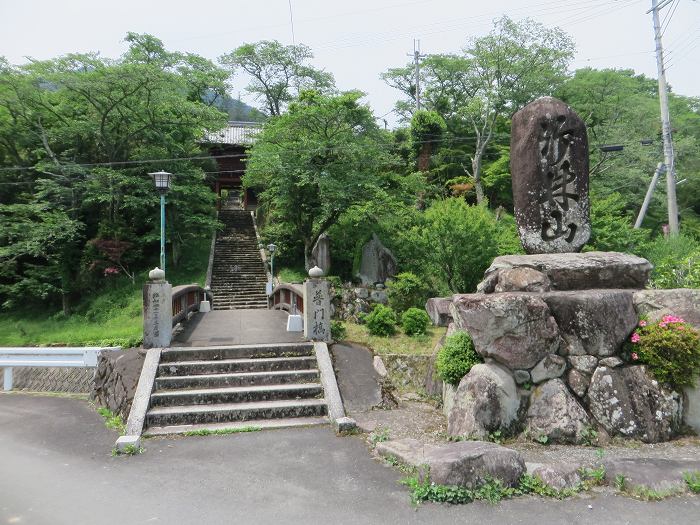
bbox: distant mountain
[203,90,266,122]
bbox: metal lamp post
[149,171,173,275]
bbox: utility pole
[649,0,680,234]
[635,162,666,228]
[407,39,426,112]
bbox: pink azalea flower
[659,322,667,329]
[638,320,647,327]
[631,352,639,361]
[630,333,640,343]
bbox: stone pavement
[2,393,700,525]
[172,308,305,347]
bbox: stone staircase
[211,209,268,310]
[144,343,328,435]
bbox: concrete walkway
[2,394,700,525]
[172,309,304,347]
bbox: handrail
[171,284,212,327]
[1,346,119,391]
[270,283,304,314]
[205,214,218,290]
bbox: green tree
[0,34,227,311]
[383,17,574,203]
[409,198,501,293]
[220,41,335,116]
[245,90,396,269]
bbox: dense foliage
[387,272,431,314]
[0,34,227,312]
[626,316,700,388]
[436,331,482,386]
[400,308,431,336]
[365,304,398,337]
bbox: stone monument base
[428,252,698,444]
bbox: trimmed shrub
[625,315,700,388]
[436,331,482,386]
[365,304,398,337]
[387,272,431,314]
[331,320,347,341]
[401,307,431,336]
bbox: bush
[331,320,346,341]
[365,304,398,337]
[436,331,482,386]
[625,315,700,388]
[401,307,431,336]
[387,272,431,314]
[643,234,700,289]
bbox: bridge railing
[172,284,212,326]
[0,346,119,391]
[270,283,304,314]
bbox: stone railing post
[143,267,172,349]
[303,266,331,342]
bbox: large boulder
[530,463,584,491]
[494,267,551,293]
[541,290,638,357]
[356,233,397,285]
[526,379,590,444]
[310,233,331,275]
[633,289,700,328]
[587,366,682,443]
[530,354,567,384]
[376,438,525,488]
[450,293,559,370]
[448,362,520,439]
[478,252,652,292]
[425,296,453,327]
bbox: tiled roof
[203,121,262,145]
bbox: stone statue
[510,97,591,254]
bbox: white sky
[1,0,698,126]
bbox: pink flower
[659,322,667,329]
[631,352,639,361]
[631,333,640,343]
[103,266,120,276]
[638,320,647,327]
[661,315,685,324]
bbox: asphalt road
[1,394,699,525]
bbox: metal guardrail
[0,346,119,391]
[171,285,212,326]
[270,283,304,314]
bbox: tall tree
[383,17,574,203]
[244,90,395,268]
[220,41,335,116]
[0,34,228,311]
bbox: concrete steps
[145,343,329,433]
[144,416,328,436]
[210,209,269,311]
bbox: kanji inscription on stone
[303,279,331,341]
[510,97,591,254]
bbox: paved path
[2,394,700,525]
[172,309,304,347]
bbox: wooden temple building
[203,121,262,210]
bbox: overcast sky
[1,0,698,126]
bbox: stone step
[150,383,324,407]
[212,305,268,311]
[160,343,314,363]
[155,369,320,390]
[158,356,318,376]
[143,416,329,436]
[146,398,328,427]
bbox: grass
[343,321,446,355]
[277,266,307,283]
[0,237,210,347]
[97,407,126,434]
[182,426,262,436]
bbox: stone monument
[303,266,331,342]
[311,233,331,275]
[357,233,397,285]
[143,267,172,348]
[510,96,591,254]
